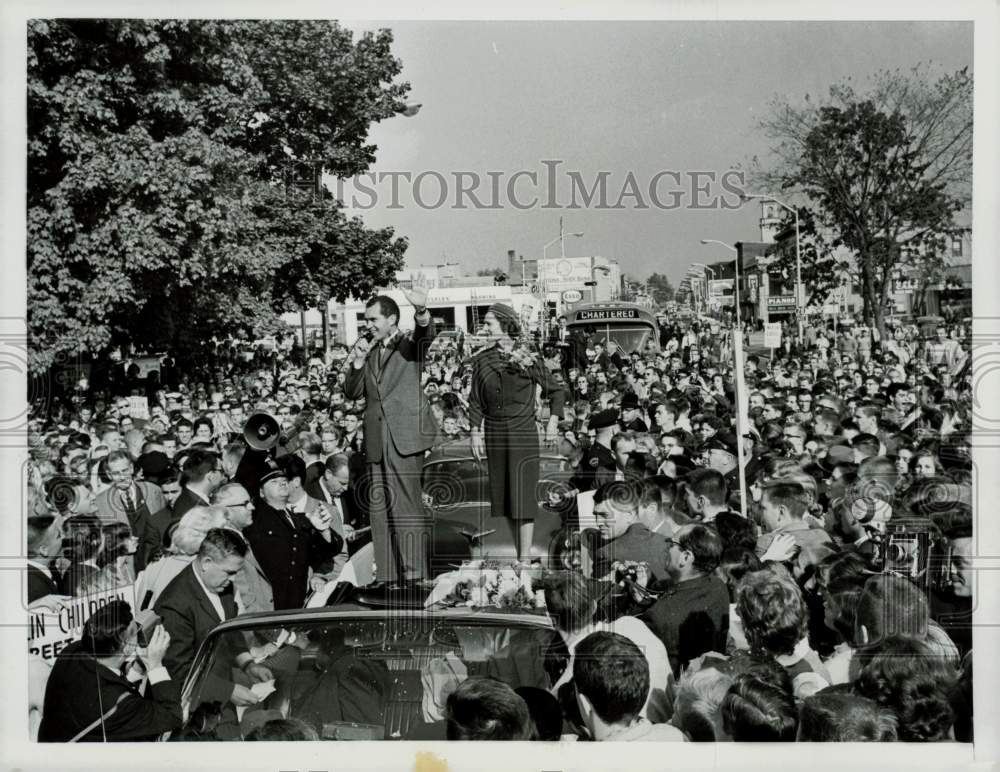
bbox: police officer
[567,409,619,495]
[242,463,341,609]
[619,392,648,433]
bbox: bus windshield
[584,325,654,354]
[564,303,659,354]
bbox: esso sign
[562,289,583,303]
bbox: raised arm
[402,286,437,365]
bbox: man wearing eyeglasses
[640,524,729,676]
[213,483,273,613]
[781,423,806,457]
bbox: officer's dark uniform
[569,441,616,493]
[568,410,619,493]
[468,345,566,524]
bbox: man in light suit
[213,482,274,613]
[96,450,165,533]
[344,289,439,583]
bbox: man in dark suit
[297,431,326,491]
[38,600,183,741]
[154,528,271,706]
[343,289,439,583]
[594,341,628,372]
[243,464,341,609]
[173,449,225,520]
[144,449,224,556]
[640,523,730,675]
[279,454,348,586]
[307,453,368,535]
[340,411,364,456]
[139,472,182,568]
[27,515,64,603]
[306,452,370,569]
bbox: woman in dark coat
[469,304,564,562]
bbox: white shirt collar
[774,637,814,667]
[191,562,225,621]
[27,559,52,580]
[185,485,209,505]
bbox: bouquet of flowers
[498,340,539,374]
[424,560,547,611]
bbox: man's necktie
[123,488,135,514]
[283,508,297,529]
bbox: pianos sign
[766,296,796,310]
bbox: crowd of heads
[24,310,975,742]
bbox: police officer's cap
[588,409,619,430]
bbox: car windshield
[178,613,560,741]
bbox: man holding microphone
[344,287,439,585]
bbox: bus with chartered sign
[564,302,660,354]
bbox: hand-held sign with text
[28,584,137,661]
[764,322,782,351]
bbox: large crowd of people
[24,299,974,742]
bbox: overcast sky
[337,20,972,286]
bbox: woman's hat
[487,303,519,328]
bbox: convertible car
[172,590,561,741]
[419,439,577,573]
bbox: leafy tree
[28,19,411,374]
[645,272,675,306]
[474,266,505,276]
[752,64,972,334]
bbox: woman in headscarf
[468,304,565,563]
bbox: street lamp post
[699,241,742,331]
[685,271,699,313]
[542,231,585,261]
[741,193,802,345]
